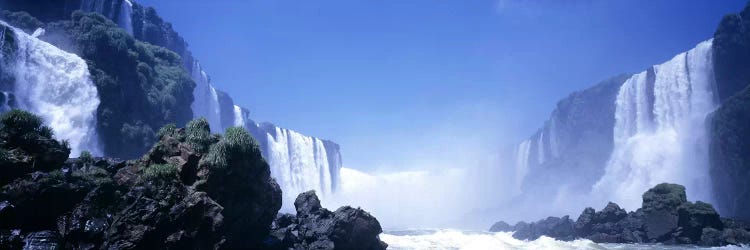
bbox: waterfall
[537,131,545,164]
[261,125,339,211]
[190,61,222,130]
[593,40,716,210]
[233,105,245,127]
[118,0,134,35]
[514,139,532,194]
[0,22,101,156]
[548,118,560,158]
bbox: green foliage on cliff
[186,118,212,154]
[202,126,262,171]
[141,163,178,182]
[39,11,195,159]
[0,10,43,33]
[642,183,687,212]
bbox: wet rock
[267,191,386,250]
[23,231,60,250]
[512,216,575,241]
[489,221,513,232]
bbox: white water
[118,0,134,35]
[537,131,545,164]
[190,61,223,131]
[548,118,560,158]
[593,40,717,210]
[381,229,749,250]
[514,140,532,194]
[263,126,338,211]
[232,105,245,127]
[1,22,101,156]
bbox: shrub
[201,127,260,170]
[156,123,177,139]
[141,163,178,182]
[79,150,93,163]
[186,118,212,154]
[0,109,53,139]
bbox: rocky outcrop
[0,111,290,249]
[490,183,750,247]
[265,191,387,250]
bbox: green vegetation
[642,183,687,212]
[186,118,212,154]
[0,109,70,155]
[79,150,93,163]
[39,11,195,159]
[202,126,261,170]
[0,10,43,33]
[141,163,178,182]
[156,123,178,139]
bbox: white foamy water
[262,126,337,211]
[190,61,223,130]
[118,0,134,35]
[381,229,749,250]
[1,22,101,156]
[593,40,717,210]
[233,105,245,127]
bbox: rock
[329,206,386,250]
[23,231,60,250]
[700,228,724,246]
[0,229,23,249]
[512,216,575,241]
[0,200,16,228]
[295,190,323,216]
[266,191,386,250]
[641,183,686,241]
[677,201,724,243]
[489,221,513,232]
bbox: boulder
[677,201,724,243]
[641,183,686,241]
[489,221,513,232]
[512,216,575,241]
[266,191,387,250]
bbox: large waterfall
[250,123,341,211]
[190,61,223,130]
[593,40,717,210]
[0,22,101,156]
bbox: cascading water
[514,139,532,194]
[233,105,245,127]
[190,61,223,130]
[0,22,101,156]
[593,40,716,210]
[261,126,338,211]
[118,0,134,35]
[548,118,560,158]
[537,131,545,164]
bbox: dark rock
[266,191,386,250]
[0,200,16,228]
[295,190,323,216]
[700,228,724,246]
[23,231,60,250]
[489,221,513,232]
[641,183,686,241]
[677,201,724,243]
[512,216,575,241]
[0,229,23,249]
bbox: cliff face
[515,75,628,198]
[709,2,750,220]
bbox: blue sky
[139,0,746,171]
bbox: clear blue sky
[139,0,746,171]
